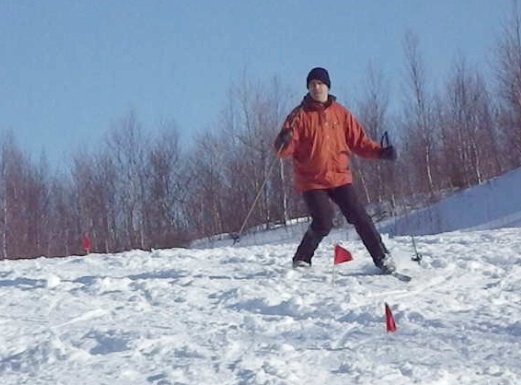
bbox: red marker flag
[334,244,353,265]
[385,303,397,333]
[82,234,92,254]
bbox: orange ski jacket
[276,94,383,192]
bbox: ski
[390,271,412,282]
[292,264,413,282]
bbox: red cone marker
[82,233,92,254]
[385,303,397,333]
[334,245,353,265]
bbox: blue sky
[0,1,512,169]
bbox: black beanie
[306,67,331,89]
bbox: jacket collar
[302,93,336,111]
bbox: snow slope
[1,169,521,385]
[381,167,521,236]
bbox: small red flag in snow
[385,303,397,333]
[334,244,353,265]
[82,234,92,254]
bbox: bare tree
[71,149,119,254]
[354,64,395,213]
[229,76,290,229]
[184,129,229,238]
[105,112,149,250]
[47,175,80,257]
[439,57,501,189]
[0,133,50,258]
[495,0,521,168]
[401,31,438,197]
[145,124,189,247]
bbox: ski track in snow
[0,228,520,384]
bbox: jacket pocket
[338,151,350,171]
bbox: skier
[274,67,397,273]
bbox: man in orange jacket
[274,67,397,273]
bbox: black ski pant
[294,184,387,265]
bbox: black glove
[274,129,293,150]
[380,146,397,161]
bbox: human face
[308,80,329,103]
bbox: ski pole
[231,144,284,244]
[411,235,423,264]
[381,131,390,147]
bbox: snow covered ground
[380,167,521,236]
[1,170,521,384]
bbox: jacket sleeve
[344,109,382,159]
[274,106,301,158]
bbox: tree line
[2,15,521,259]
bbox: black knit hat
[306,67,331,89]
